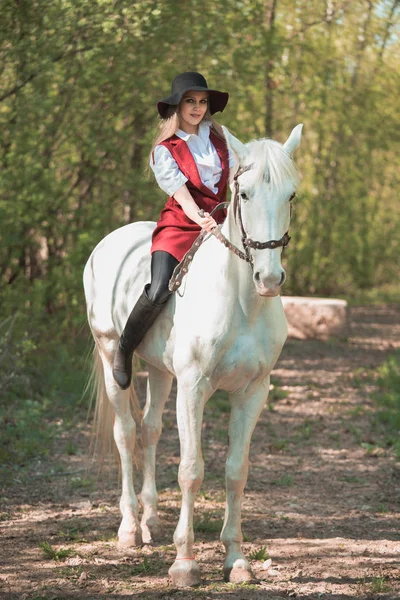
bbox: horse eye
[289,192,296,202]
[240,192,248,201]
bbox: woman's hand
[173,185,218,231]
[198,211,218,232]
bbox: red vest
[151,129,229,261]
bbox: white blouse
[150,121,235,196]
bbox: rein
[168,165,292,292]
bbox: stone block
[281,296,348,341]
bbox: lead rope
[168,201,232,294]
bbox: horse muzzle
[254,270,286,297]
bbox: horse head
[223,125,302,297]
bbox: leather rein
[168,164,292,292]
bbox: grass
[194,512,224,533]
[208,582,259,591]
[370,576,391,593]
[249,545,269,561]
[207,380,287,417]
[346,405,366,417]
[268,383,288,403]
[0,321,89,479]
[66,440,78,455]
[0,398,56,467]
[58,524,90,542]
[339,475,365,484]
[56,565,84,580]
[98,530,118,542]
[271,439,288,452]
[271,474,293,486]
[359,575,392,595]
[207,390,230,414]
[39,541,75,561]
[344,422,362,444]
[117,554,166,576]
[344,283,400,306]
[372,351,400,458]
[128,557,161,575]
[70,476,94,491]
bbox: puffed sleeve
[149,145,188,196]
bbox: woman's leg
[147,251,179,304]
[112,251,178,389]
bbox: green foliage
[208,390,231,414]
[127,556,166,575]
[194,512,224,533]
[70,476,94,491]
[39,541,75,561]
[271,474,293,486]
[0,2,399,469]
[269,387,288,402]
[0,312,89,474]
[249,545,269,561]
[0,0,399,338]
[59,524,89,543]
[360,576,392,595]
[372,351,400,457]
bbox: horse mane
[246,138,299,192]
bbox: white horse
[83,124,302,587]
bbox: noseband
[169,164,293,292]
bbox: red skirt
[151,193,226,262]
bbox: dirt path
[1,305,399,600]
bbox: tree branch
[288,0,354,40]
[377,0,400,62]
[0,46,93,103]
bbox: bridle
[168,164,295,292]
[232,164,292,267]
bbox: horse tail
[87,343,142,472]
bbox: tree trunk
[264,0,278,137]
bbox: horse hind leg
[95,341,143,548]
[139,364,173,544]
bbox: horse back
[83,222,155,336]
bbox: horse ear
[283,124,303,156]
[221,126,248,164]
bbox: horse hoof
[169,559,202,588]
[117,529,143,549]
[141,516,163,544]
[224,566,257,584]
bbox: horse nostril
[254,271,261,283]
[280,271,286,286]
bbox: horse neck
[220,206,264,320]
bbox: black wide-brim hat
[157,71,229,119]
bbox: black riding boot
[112,286,167,390]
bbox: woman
[113,71,234,389]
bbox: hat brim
[157,87,229,118]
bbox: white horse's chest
[171,297,287,391]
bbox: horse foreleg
[168,376,210,588]
[102,360,142,548]
[221,377,270,583]
[139,365,173,544]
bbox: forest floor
[1,304,399,600]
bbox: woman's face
[178,91,209,133]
